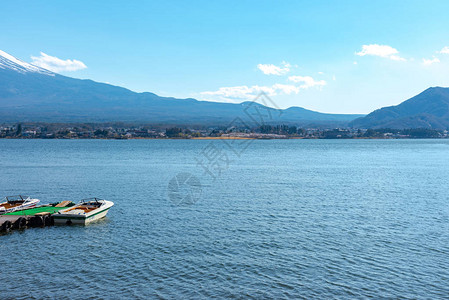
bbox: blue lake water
[1,139,449,299]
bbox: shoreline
[0,137,446,140]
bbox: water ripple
[1,139,449,298]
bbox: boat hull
[53,201,113,225]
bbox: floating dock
[0,202,73,234]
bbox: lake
[1,139,449,299]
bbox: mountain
[350,87,449,129]
[0,50,362,126]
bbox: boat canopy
[80,198,105,205]
[4,195,31,203]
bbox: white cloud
[422,57,440,66]
[272,84,301,95]
[30,52,87,72]
[288,75,326,89]
[355,44,406,61]
[201,85,276,100]
[439,46,449,54]
[389,55,406,61]
[201,75,326,102]
[257,61,291,75]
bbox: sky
[2,0,449,114]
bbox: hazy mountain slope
[350,87,449,129]
[0,50,363,125]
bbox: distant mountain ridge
[0,50,362,126]
[350,87,449,129]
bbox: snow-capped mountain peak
[0,50,54,76]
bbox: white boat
[52,198,114,225]
[0,195,40,214]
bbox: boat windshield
[5,195,29,203]
[80,197,104,206]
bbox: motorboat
[0,195,40,214]
[52,198,114,225]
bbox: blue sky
[2,0,449,113]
